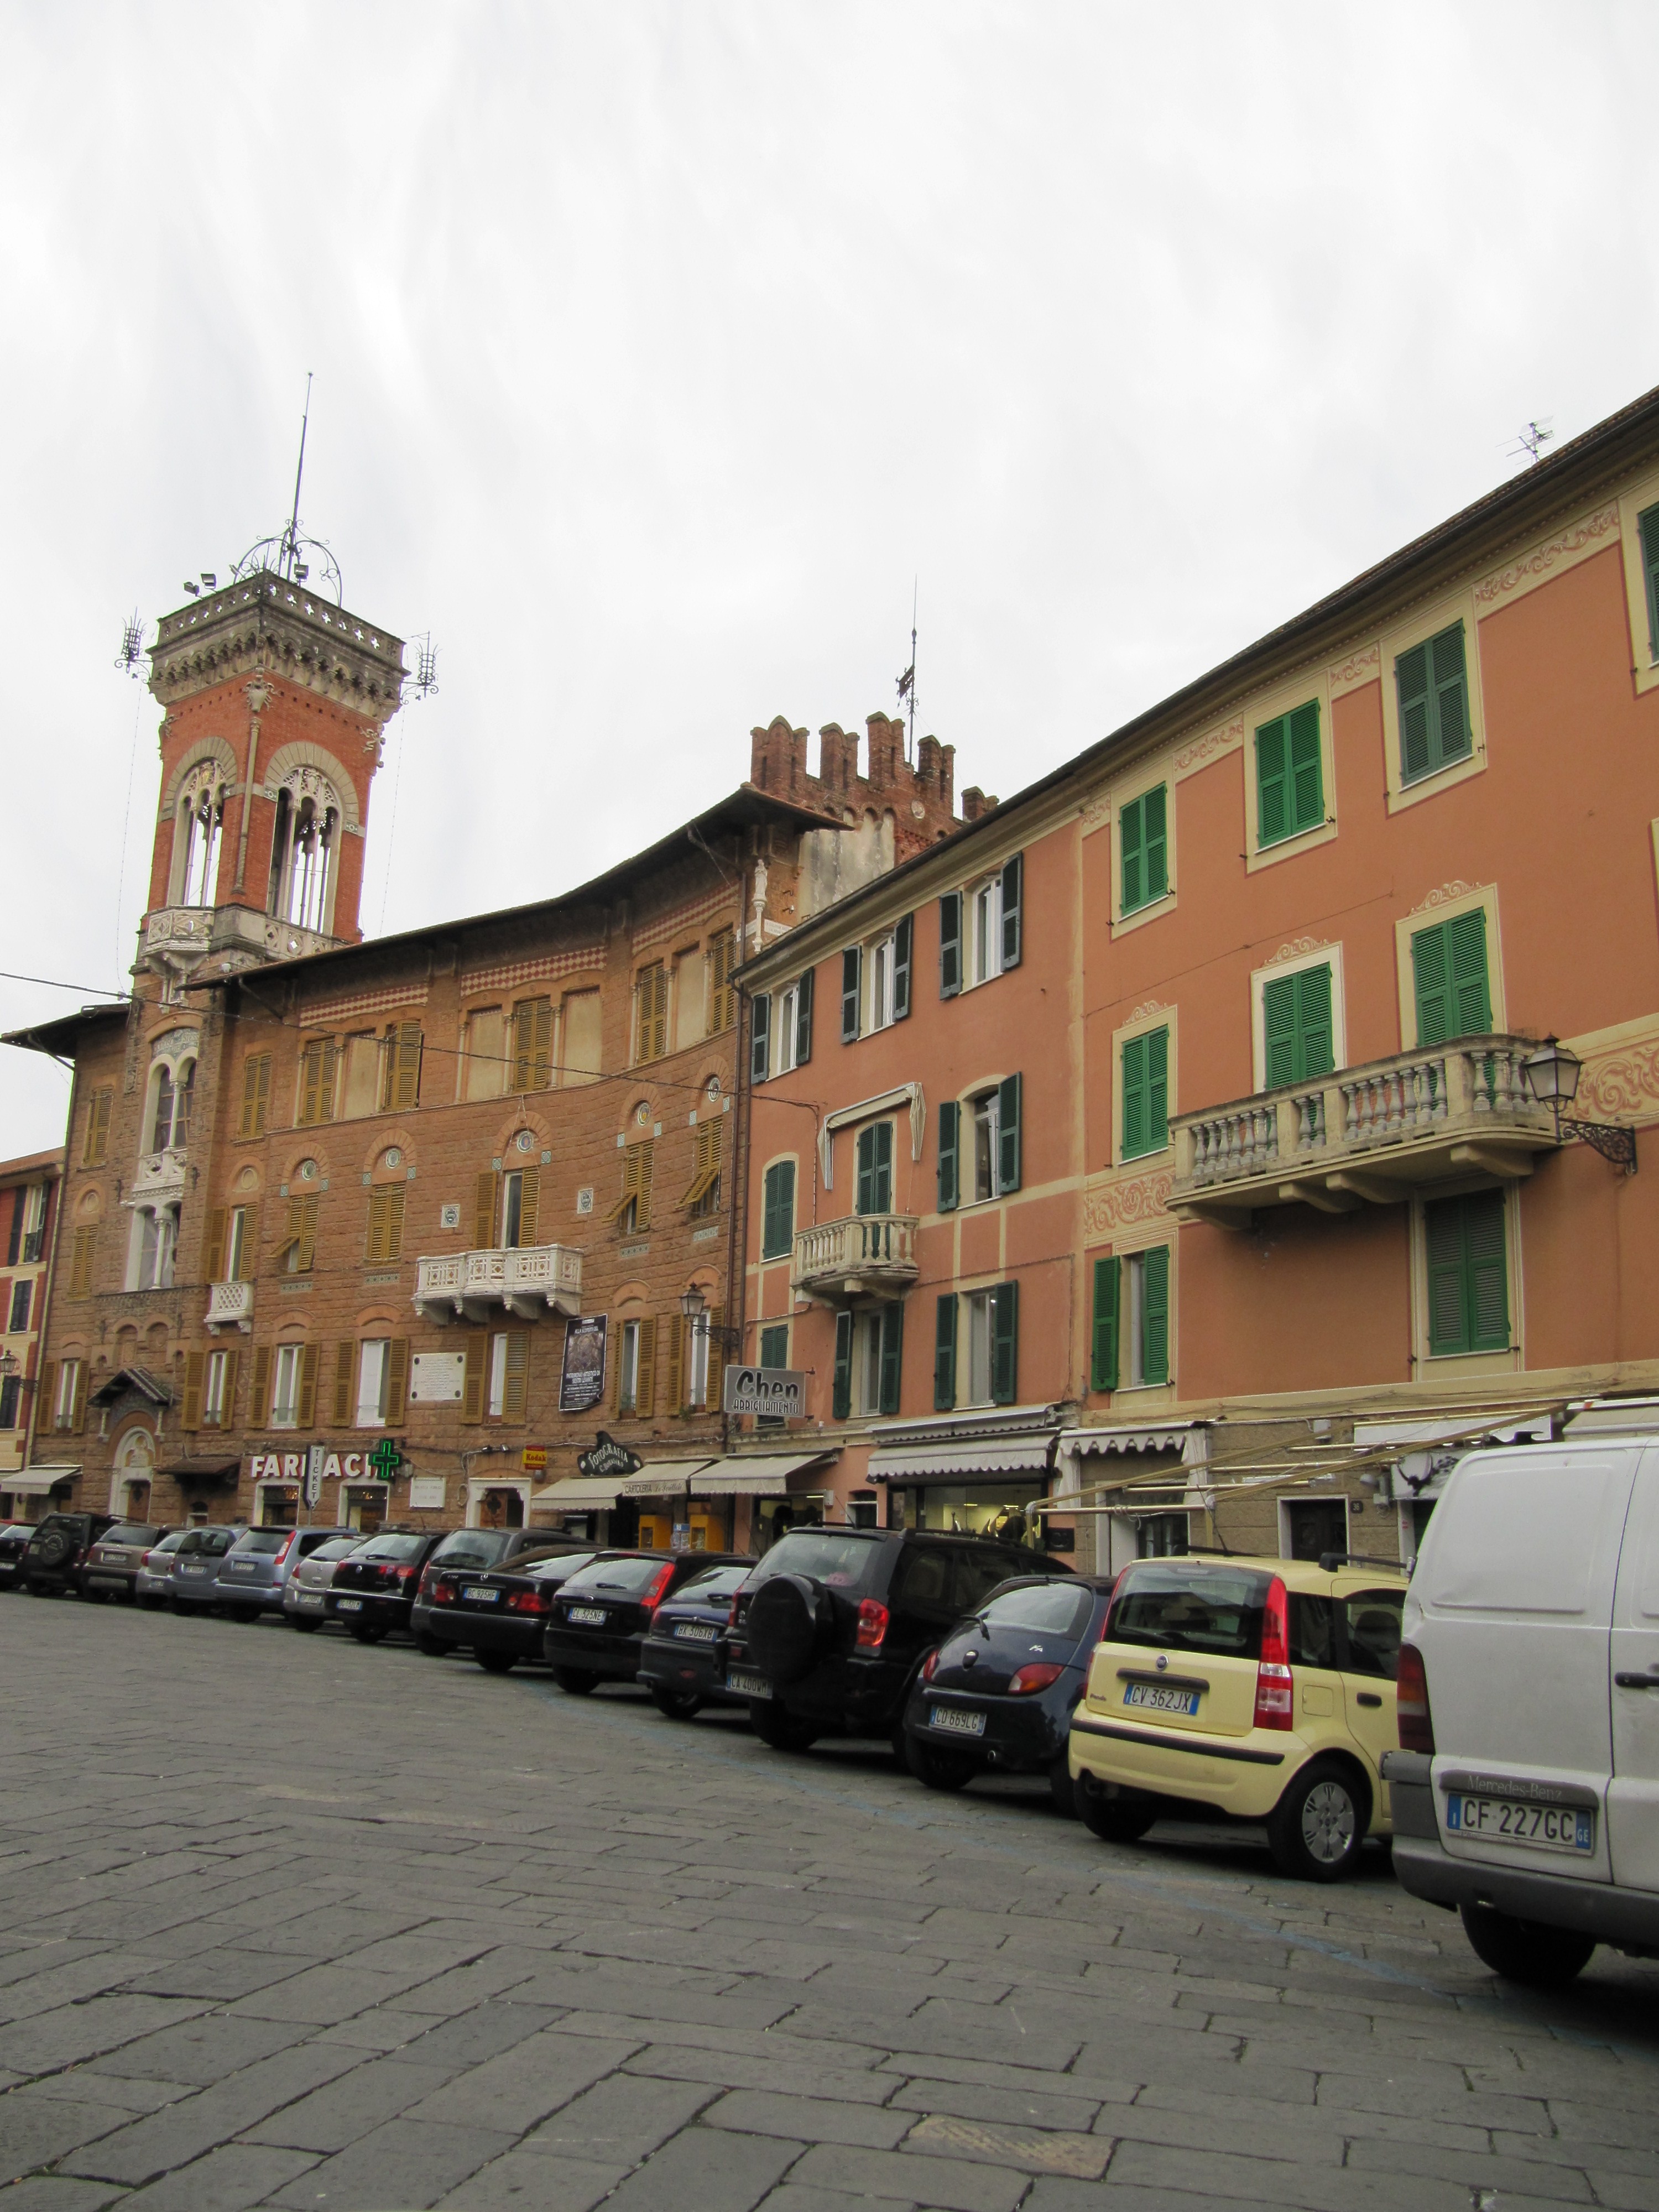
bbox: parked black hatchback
[411,1526,576,1656]
[24,1512,118,1596]
[723,1527,1076,1752]
[638,1562,756,1719]
[424,1545,596,1671]
[902,1573,1116,1812]
[545,1550,753,1694]
[326,1529,448,1641]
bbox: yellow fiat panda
[1068,1552,1408,1881]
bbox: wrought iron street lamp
[1522,1037,1638,1173]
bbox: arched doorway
[112,1427,155,1522]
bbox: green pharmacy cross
[368,1438,403,1484]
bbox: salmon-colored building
[735,384,1659,1568]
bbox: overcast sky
[2,2,1655,1159]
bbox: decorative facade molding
[1265,936,1332,968]
[1082,1164,1173,1240]
[1327,643,1380,696]
[1409,879,1478,916]
[1080,793,1113,838]
[149,576,405,719]
[1173,715,1244,782]
[300,984,429,1029]
[459,947,606,1001]
[1128,998,1172,1025]
[1577,1033,1659,1126]
[1474,503,1620,609]
[633,885,732,957]
[259,740,361,833]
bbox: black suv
[24,1512,118,1597]
[723,1526,1075,1753]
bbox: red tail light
[508,1588,551,1614]
[275,1533,296,1566]
[920,1647,940,1682]
[432,1580,456,1606]
[1009,1661,1065,1696]
[855,1598,889,1651]
[394,1563,418,1585]
[1395,1642,1435,1754]
[639,1562,676,1614]
[1253,1575,1295,1731]
[726,1597,741,1626]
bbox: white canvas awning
[868,1435,1053,1482]
[689,1454,832,1498]
[1061,1422,1209,1466]
[9,1464,77,1492]
[532,1474,626,1510]
[619,1462,715,1499]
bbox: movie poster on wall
[559,1316,608,1413]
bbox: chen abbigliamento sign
[722,1365,806,1421]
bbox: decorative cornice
[1474,502,1620,608]
[1082,1163,1173,1241]
[1409,879,1478,916]
[150,576,405,719]
[1173,714,1244,782]
[1577,1039,1659,1126]
[1328,643,1380,695]
[1265,936,1332,968]
[1129,998,1172,1024]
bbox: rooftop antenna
[895,578,917,760]
[283,372,313,581]
[1507,417,1554,466]
[114,611,145,677]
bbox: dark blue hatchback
[902,1574,1117,1814]
[637,1562,755,1720]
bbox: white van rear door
[1417,1446,1635,1884]
[1608,1444,1659,1891]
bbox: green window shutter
[832,1311,853,1420]
[1426,1191,1509,1355]
[938,892,962,998]
[933,1295,957,1411]
[873,1119,893,1211]
[841,947,861,1041]
[892,915,912,1020]
[1412,922,1451,1046]
[761,1160,795,1259]
[1141,1246,1170,1386]
[795,968,814,1063]
[1145,1026,1168,1152]
[1430,624,1472,765]
[855,1126,875,1214]
[997,1072,1022,1193]
[1288,700,1323,832]
[1123,1028,1167,1159]
[1143,785,1167,901]
[990,1281,1019,1405]
[1122,1034,1145,1157]
[1121,784,1169,912]
[937,1100,959,1212]
[1091,1256,1120,1392]
[1640,504,1659,660]
[1425,1196,1467,1354]
[1262,975,1298,1089]
[1413,915,1489,1046]
[1265,965,1335,1087]
[758,1322,789,1370]
[1000,854,1023,968]
[1256,717,1288,847]
[878,1302,904,1417]
[1397,641,1432,782]
[750,994,770,1085]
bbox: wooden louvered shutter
[202,1207,227,1284]
[832,1310,853,1420]
[709,932,736,1033]
[666,1314,685,1412]
[475,1170,499,1249]
[499,1332,528,1425]
[1141,1248,1170,1387]
[295,1195,319,1274]
[1091,1256,1120,1392]
[462,1331,487,1421]
[1143,785,1167,902]
[636,1317,656,1419]
[990,1281,1019,1405]
[517,1168,540,1248]
[1431,623,1471,765]
[181,1350,205,1432]
[1120,794,1143,912]
[1000,854,1022,969]
[938,891,962,999]
[893,915,913,1020]
[1262,974,1297,1088]
[1412,922,1449,1046]
[933,1295,957,1411]
[512,999,552,1091]
[85,1087,112,1166]
[1397,642,1432,782]
[1425,1197,1468,1355]
[1641,505,1659,657]
[795,968,814,1063]
[1288,701,1322,831]
[383,1021,422,1112]
[237,1203,260,1282]
[635,1141,653,1231]
[750,994,771,1085]
[706,1307,726,1417]
[332,1342,355,1426]
[383,1188,404,1261]
[220,1348,241,1429]
[296,1343,319,1429]
[761,1160,795,1258]
[38,1360,56,1432]
[1297,964,1334,1080]
[855,1125,875,1215]
[877,1303,903,1417]
[1449,911,1491,1036]
[841,947,861,1041]
[67,1361,87,1434]
[249,1345,272,1427]
[384,1338,410,1426]
[1256,718,1288,846]
[69,1226,96,1296]
[239,1055,269,1139]
[366,1190,388,1264]
[937,1101,959,1212]
[997,1073,1022,1194]
[1465,1191,1509,1350]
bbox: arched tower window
[174,764,227,909]
[268,768,341,935]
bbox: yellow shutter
[383,1021,422,1112]
[517,1167,540,1249]
[39,1361,56,1432]
[68,1225,96,1297]
[366,1190,385,1265]
[332,1341,355,1426]
[69,1360,88,1434]
[665,1316,684,1413]
[502,1332,529,1425]
[607,1143,642,1225]
[679,1120,722,1208]
[202,1208,227,1284]
[249,1345,271,1426]
[237,1203,260,1282]
[220,1348,240,1430]
[637,1317,656,1418]
[635,1140,653,1230]
[241,1055,270,1139]
[84,1087,112,1166]
[511,998,553,1091]
[286,1194,319,1274]
[635,966,669,1063]
[385,1338,410,1426]
[181,1352,205,1433]
[475,1170,499,1249]
[709,930,736,1032]
[707,1306,726,1417]
[298,1042,320,1127]
[384,1187,404,1261]
[609,1319,623,1413]
[462,1331,486,1421]
[296,1343,319,1428]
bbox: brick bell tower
[138,561,406,994]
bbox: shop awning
[1062,1421,1209,1465]
[9,1464,77,1491]
[159,1458,239,1489]
[689,1453,833,1498]
[1354,1412,1555,1505]
[533,1473,628,1510]
[619,1462,716,1500]
[868,1436,1055,1482]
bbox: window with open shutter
[1641,505,1659,660]
[1396,622,1473,784]
[937,1100,959,1212]
[84,1087,112,1166]
[665,1313,685,1412]
[608,1141,653,1230]
[502,1332,529,1424]
[707,931,737,1034]
[249,1344,271,1426]
[1141,1246,1170,1386]
[296,1342,319,1428]
[282,1194,319,1274]
[990,1281,1019,1405]
[510,998,554,1091]
[633,965,669,1065]
[368,1186,405,1262]
[1091,1256,1120,1391]
[1121,1026,1169,1159]
[202,1207,227,1284]
[855,1121,893,1214]
[298,1039,337,1127]
[634,1317,656,1418]
[1262,965,1334,1088]
[761,1160,795,1258]
[462,1331,487,1421]
[794,969,814,1064]
[833,1310,854,1420]
[332,1342,355,1426]
[385,1338,410,1425]
[68,1225,96,1297]
[892,915,913,1020]
[681,1121,723,1214]
[1000,854,1023,968]
[997,1072,1022,1194]
[1256,701,1323,846]
[381,1021,423,1111]
[1120,786,1168,915]
[934,1295,957,1410]
[181,1350,204,1432]
[240,1055,272,1140]
[750,994,771,1084]
[878,1303,904,1417]
[1425,1190,1509,1355]
[939,891,963,998]
[1412,912,1491,1046]
[841,947,862,1041]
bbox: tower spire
[283,372,313,582]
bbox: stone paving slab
[3,1601,1659,2211]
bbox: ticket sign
[723,1366,806,1421]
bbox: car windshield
[561,1554,672,1597]
[353,1533,427,1562]
[311,1537,361,1561]
[674,1565,750,1601]
[104,1525,162,1547]
[149,1531,188,1555]
[1108,1564,1274,1658]
[974,1582,1094,1638]
[748,1532,883,1593]
[431,1531,511,1570]
[232,1531,290,1555]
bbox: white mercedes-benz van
[1385,1433,1659,1985]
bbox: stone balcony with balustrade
[204,1280,254,1334]
[414,1244,584,1323]
[142,904,338,982]
[792,1213,920,1305]
[1168,1036,1558,1228]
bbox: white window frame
[271,1344,302,1429]
[225,1207,249,1282]
[969,1090,1000,1204]
[970,877,1004,987]
[488,1333,510,1419]
[55,1360,81,1429]
[1121,1251,1158,1390]
[868,934,897,1034]
[687,1312,712,1410]
[618,1319,642,1415]
[202,1349,228,1427]
[356,1340,389,1428]
[501,1170,525,1249]
[775,984,800,1076]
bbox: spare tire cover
[33,1528,74,1569]
[747,1574,828,1684]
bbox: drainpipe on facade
[723,831,754,1463]
[25,1061,75,1496]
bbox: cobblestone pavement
[4,1603,1659,2212]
